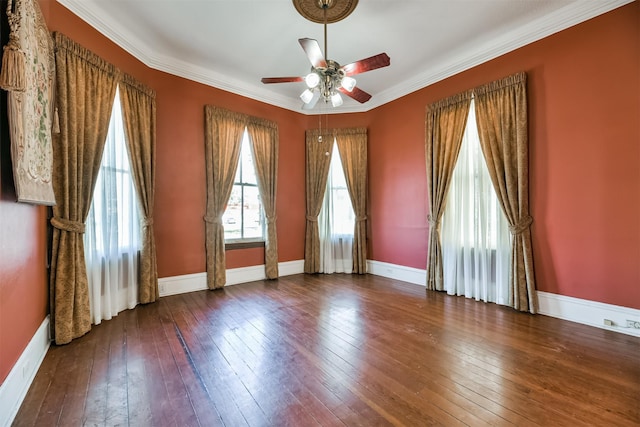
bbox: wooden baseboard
[0,316,51,427]
[160,258,640,337]
[367,260,426,286]
[537,291,640,337]
[366,259,640,337]
[158,260,305,297]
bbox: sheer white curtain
[441,100,511,305]
[84,87,141,325]
[319,141,355,273]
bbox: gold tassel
[0,36,27,92]
[1,0,26,93]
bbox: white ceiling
[57,0,631,114]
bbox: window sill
[225,240,265,250]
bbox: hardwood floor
[13,274,640,426]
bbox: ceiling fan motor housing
[312,60,344,96]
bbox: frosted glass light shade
[330,92,343,107]
[305,72,320,88]
[300,89,315,104]
[341,76,356,92]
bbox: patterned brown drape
[425,92,472,291]
[335,127,368,274]
[304,129,334,273]
[246,117,279,279]
[119,73,158,304]
[50,32,119,344]
[474,72,537,313]
[203,106,244,289]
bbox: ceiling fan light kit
[261,0,390,110]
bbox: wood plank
[167,294,256,426]
[188,292,344,427]
[122,306,154,426]
[12,274,640,427]
[12,341,65,426]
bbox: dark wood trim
[225,240,265,250]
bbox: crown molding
[55,0,305,113]
[373,0,635,108]
[57,0,149,66]
[57,0,633,115]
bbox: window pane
[332,188,354,235]
[223,128,265,242]
[223,185,242,240]
[243,185,263,239]
[329,142,354,235]
[331,152,347,187]
[241,132,257,185]
[234,158,241,182]
[87,87,140,253]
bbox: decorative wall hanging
[1,0,56,205]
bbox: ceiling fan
[261,0,390,109]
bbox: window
[85,91,140,254]
[441,100,511,304]
[323,141,354,236]
[318,140,355,273]
[84,87,140,324]
[223,129,265,242]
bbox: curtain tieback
[141,217,154,227]
[356,215,368,222]
[427,214,440,229]
[203,215,221,224]
[509,215,533,235]
[266,216,277,225]
[51,216,86,234]
[306,215,318,222]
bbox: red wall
[0,166,48,384]
[0,0,308,384]
[1,0,638,387]
[0,0,49,386]
[303,3,640,311]
[364,3,640,309]
[42,1,308,277]
[149,71,308,276]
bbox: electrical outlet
[604,319,614,327]
[626,320,640,329]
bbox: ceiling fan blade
[261,77,304,84]
[341,53,390,76]
[299,38,327,68]
[339,86,372,104]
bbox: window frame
[223,129,266,246]
[322,139,355,239]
